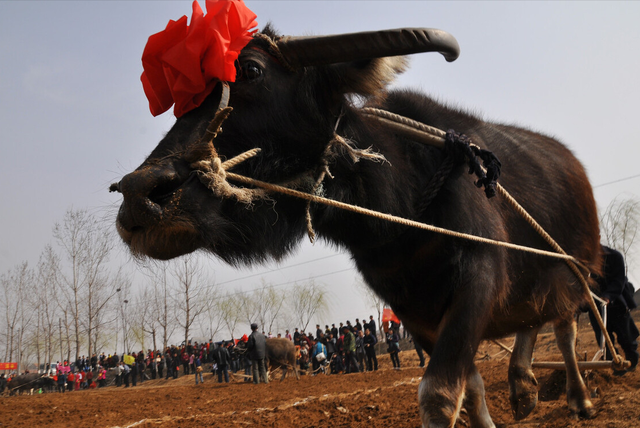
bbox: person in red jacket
[86,369,93,388]
[66,372,75,392]
[98,366,107,388]
[74,371,82,391]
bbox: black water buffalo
[6,373,55,395]
[114,24,601,427]
[266,338,299,381]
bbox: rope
[222,165,576,262]
[362,107,447,145]
[495,185,622,367]
[361,108,623,369]
[8,375,49,392]
[224,167,624,368]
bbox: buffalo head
[113,24,459,263]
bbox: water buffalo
[266,338,299,381]
[113,15,601,428]
[6,373,55,395]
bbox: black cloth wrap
[444,129,501,198]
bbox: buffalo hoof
[577,406,596,419]
[509,368,539,421]
[510,390,538,421]
[568,396,595,420]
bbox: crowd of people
[287,316,387,375]
[3,314,415,393]
[3,244,638,396]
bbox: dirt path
[1,318,639,428]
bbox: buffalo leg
[292,358,300,380]
[280,365,287,381]
[418,304,489,427]
[553,317,594,418]
[463,364,496,428]
[508,327,540,420]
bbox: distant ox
[6,373,56,395]
[266,338,299,381]
[113,21,601,428]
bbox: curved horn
[276,28,460,68]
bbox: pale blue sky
[1,1,639,336]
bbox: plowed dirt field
[2,315,639,428]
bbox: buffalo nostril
[147,173,189,205]
[116,162,192,230]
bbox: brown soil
[2,315,639,428]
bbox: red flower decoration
[141,0,258,117]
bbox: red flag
[382,308,400,324]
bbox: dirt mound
[1,316,638,427]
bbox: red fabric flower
[141,0,257,117]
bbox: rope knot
[445,129,502,198]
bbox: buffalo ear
[330,56,408,98]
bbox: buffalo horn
[276,28,460,68]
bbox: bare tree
[239,289,258,327]
[356,279,386,339]
[217,291,242,340]
[170,255,211,345]
[289,280,328,332]
[264,287,287,335]
[85,270,122,358]
[238,280,286,335]
[143,262,175,351]
[1,262,34,372]
[135,278,168,353]
[601,196,640,274]
[200,290,224,343]
[114,276,133,353]
[53,208,115,360]
[35,245,61,370]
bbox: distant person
[355,330,366,371]
[342,326,360,373]
[195,355,205,385]
[247,323,269,384]
[363,328,378,371]
[387,328,401,370]
[213,344,230,383]
[366,315,377,338]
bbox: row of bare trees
[600,196,640,275]
[0,209,330,373]
[128,258,330,352]
[0,208,127,373]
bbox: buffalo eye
[237,60,263,81]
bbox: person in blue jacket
[311,338,327,375]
